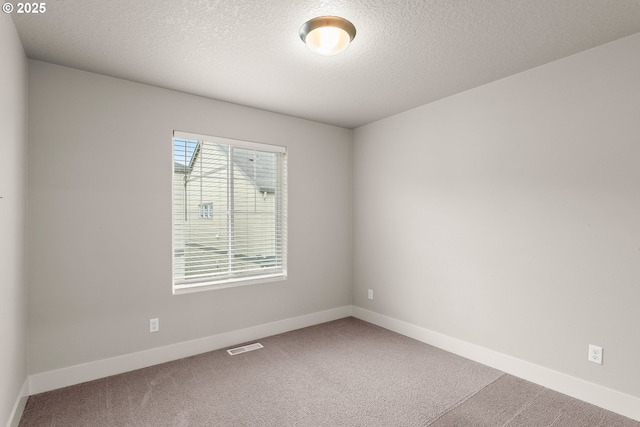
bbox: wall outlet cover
[588,344,603,365]
[150,318,159,333]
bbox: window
[198,203,213,219]
[172,131,287,292]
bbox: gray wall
[0,14,28,425]
[353,33,640,398]
[27,61,352,374]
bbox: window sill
[173,274,287,295]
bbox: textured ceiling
[12,0,640,128]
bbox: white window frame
[172,130,287,294]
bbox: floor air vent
[227,343,264,356]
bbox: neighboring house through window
[172,131,287,292]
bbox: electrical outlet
[368,289,373,300]
[588,344,603,364]
[150,318,159,333]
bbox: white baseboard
[29,305,352,395]
[352,306,640,422]
[6,379,28,427]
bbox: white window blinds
[173,131,287,291]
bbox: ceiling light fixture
[299,16,356,56]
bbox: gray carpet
[19,317,640,426]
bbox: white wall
[27,61,352,374]
[0,14,28,426]
[353,33,640,398]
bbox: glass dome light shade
[300,16,356,56]
[305,26,351,55]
